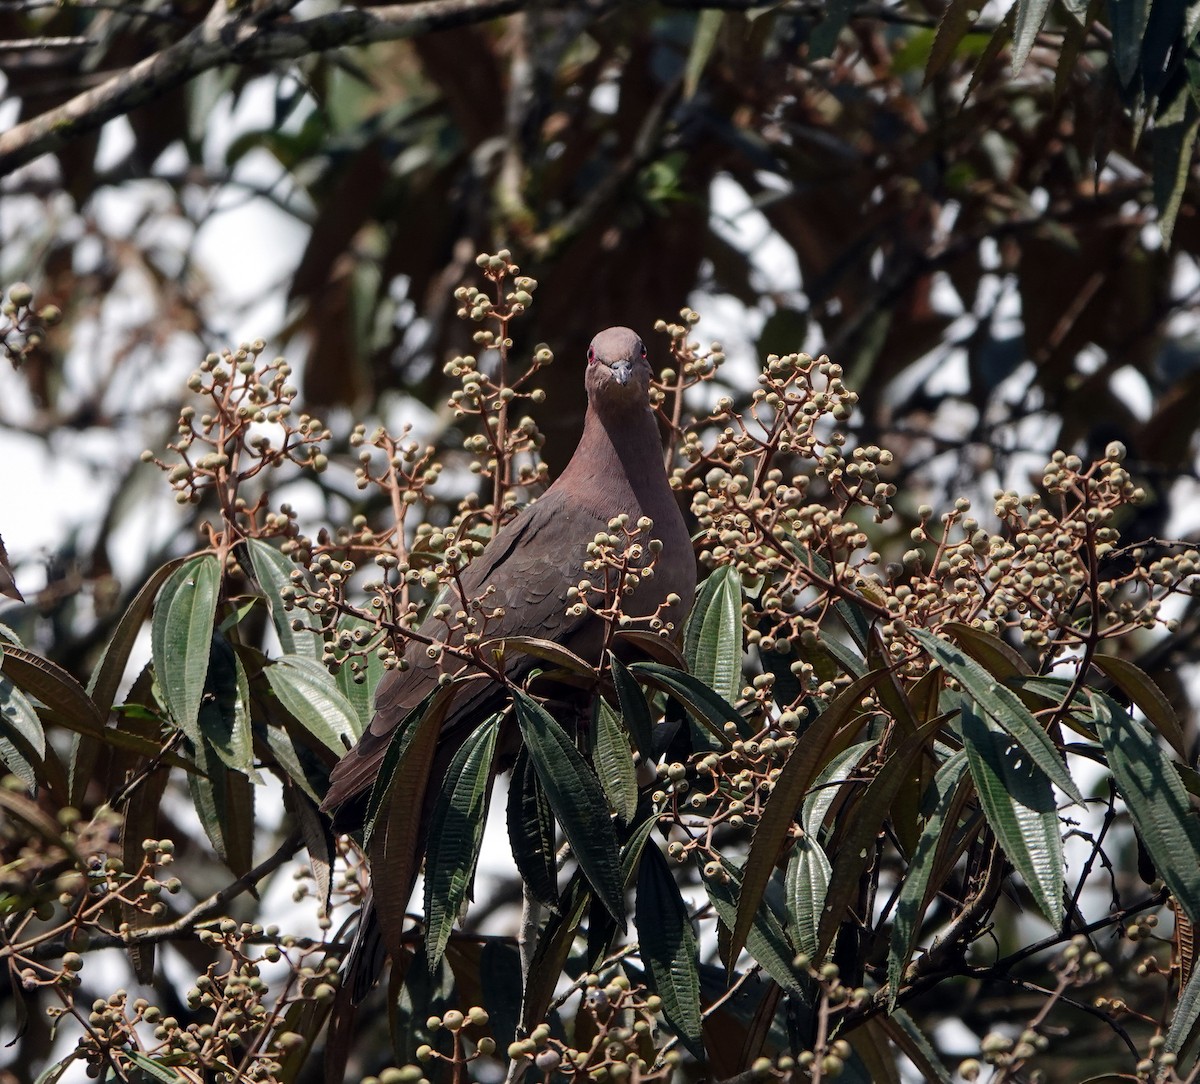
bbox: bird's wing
[322,491,604,814]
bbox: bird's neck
[558,401,671,515]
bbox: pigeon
[319,326,695,994]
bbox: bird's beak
[610,359,633,385]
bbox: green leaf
[1092,691,1200,925]
[685,564,742,707]
[520,871,591,1033]
[1164,954,1200,1070]
[196,632,255,777]
[425,716,500,971]
[609,653,656,760]
[702,856,804,995]
[87,556,189,715]
[628,661,745,747]
[683,9,723,99]
[127,1052,188,1083]
[187,727,255,877]
[265,656,362,755]
[961,702,1064,928]
[512,688,626,926]
[730,670,884,965]
[785,836,830,960]
[506,747,559,911]
[878,1010,954,1083]
[0,645,107,737]
[151,554,221,747]
[802,740,875,836]
[243,538,322,660]
[816,715,945,960]
[886,751,970,1008]
[925,0,986,84]
[636,843,703,1059]
[0,674,43,790]
[365,685,459,959]
[593,697,638,824]
[1110,0,1152,88]
[912,628,1081,804]
[1153,90,1200,244]
[1092,651,1187,757]
[335,617,384,731]
[1011,0,1053,73]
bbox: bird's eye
[640,346,647,360]
[587,346,595,364]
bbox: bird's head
[585,326,653,408]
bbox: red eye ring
[587,346,595,364]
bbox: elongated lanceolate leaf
[151,554,220,747]
[425,717,500,971]
[636,843,703,1059]
[594,697,638,824]
[265,655,361,755]
[685,564,742,707]
[730,670,884,966]
[702,856,803,995]
[1092,691,1200,926]
[88,556,189,715]
[0,645,106,736]
[1011,0,1053,73]
[1164,956,1200,1071]
[0,674,42,789]
[512,689,625,926]
[507,747,559,910]
[912,628,1081,805]
[886,751,969,1008]
[608,653,656,760]
[785,836,831,960]
[961,702,1064,929]
[628,661,744,746]
[243,538,322,660]
[1092,652,1187,758]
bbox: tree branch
[0,0,536,177]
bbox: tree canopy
[2,2,1200,1082]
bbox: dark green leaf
[593,696,638,824]
[912,628,1081,804]
[785,836,830,959]
[425,716,500,970]
[0,675,42,790]
[88,556,189,715]
[886,751,969,1008]
[730,670,884,965]
[196,632,255,777]
[1092,691,1200,925]
[513,688,626,926]
[1164,954,1200,1070]
[628,661,744,747]
[609,653,656,760]
[702,856,803,995]
[151,554,220,747]
[961,702,1064,928]
[335,617,384,731]
[816,715,945,960]
[520,872,591,1033]
[265,656,361,755]
[243,538,322,660]
[636,843,703,1059]
[506,747,559,911]
[1012,0,1053,73]
[683,10,723,100]
[1092,651,1187,757]
[684,564,742,707]
[925,0,986,84]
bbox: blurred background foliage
[2,0,1200,1079]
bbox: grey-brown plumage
[321,327,695,825]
